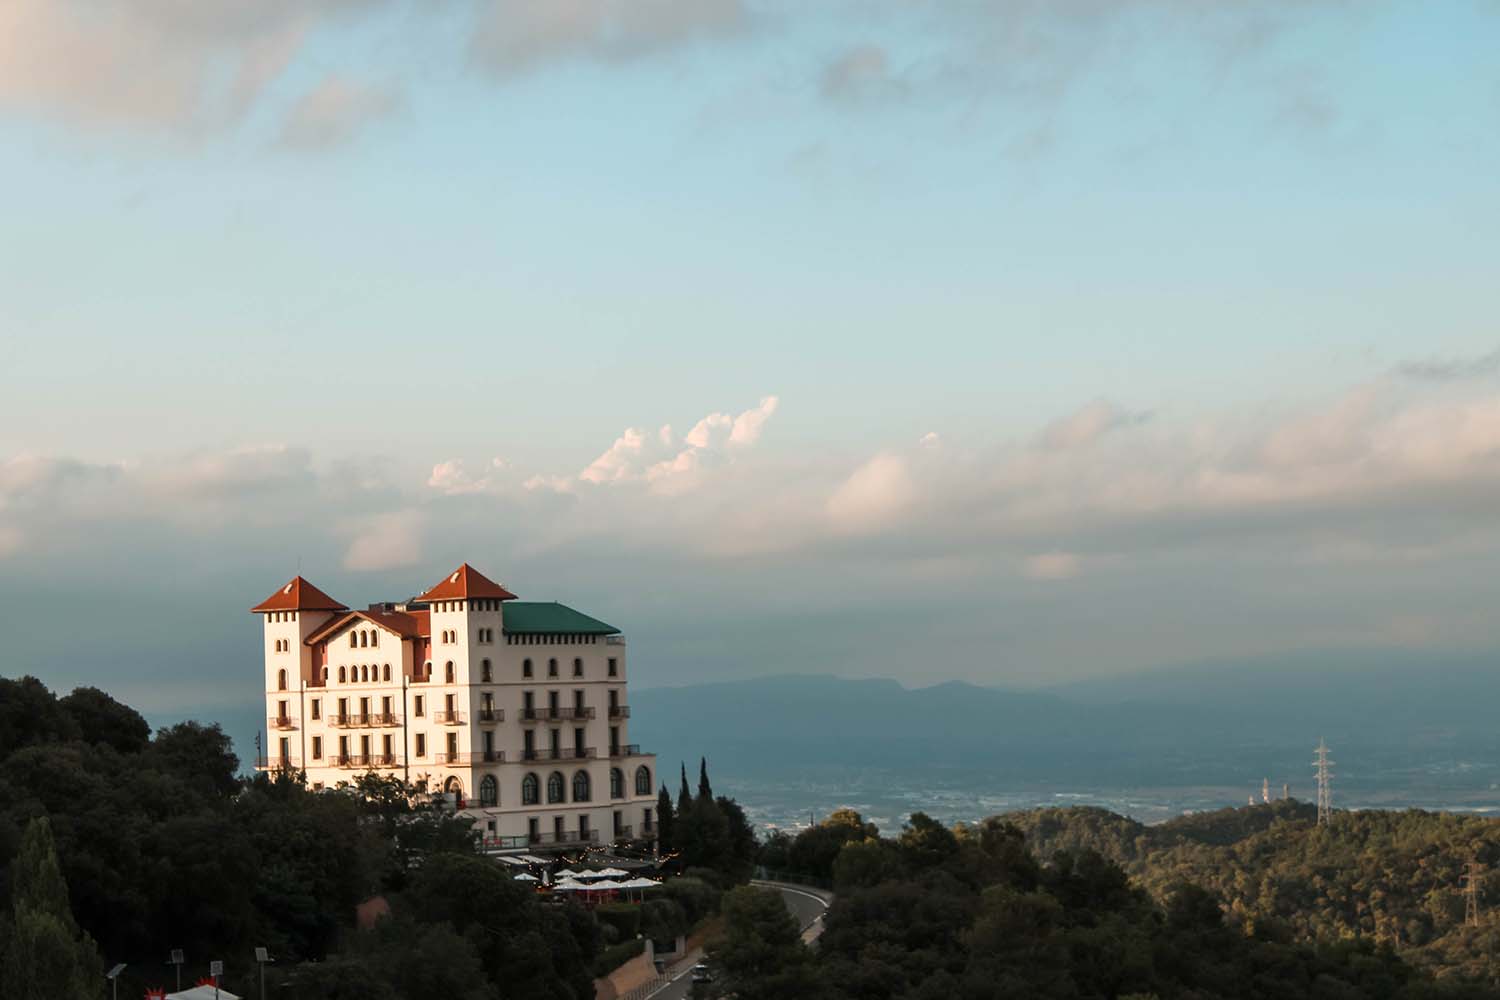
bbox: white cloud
[278,75,398,150]
[580,397,780,491]
[0,0,384,133]
[729,396,779,446]
[1039,399,1149,451]
[471,0,747,77]
[827,452,915,534]
[342,510,425,571]
[580,427,650,484]
[428,457,508,495]
[1024,551,1080,581]
[919,431,941,448]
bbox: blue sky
[2,1,1500,720]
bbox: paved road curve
[644,881,831,1000]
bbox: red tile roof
[250,576,349,614]
[416,563,518,603]
[303,608,431,645]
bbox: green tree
[150,721,240,798]
[1,816,102,1000]
[657,785,676,851]
[59,686,150,755]
[678,762,693,817]
[698,757,713,801]
[708,886,821,1000]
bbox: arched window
[322,667,329,683]
[523,658,533,678]
[547,772,565,804]
[338,666,347,683]
[277,669,288,691]
[548,658,558,677]
[610,768,624,799]
[360,665,369,683]
[634,765,652,796]
[573,770,591,802]
[479,775,498,807]
[573,657,583,677]
[481,659,492,683]
[445,661,455,684]
[382,664,391,682]
[522,773,540,805]
[349,632,358,648]
[370,631,378,648]
[359,630,368,648]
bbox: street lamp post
[106,963,126,1000]
[255,946,273,1000]
[169,949,184,992]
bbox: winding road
[644,881,831,1000]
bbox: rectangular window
[608,657,618,677]
[312,736,323,760]
[311,699,321,720]
[339,736,349,757]
[415,733,426,757]
[383,734,393,757]
[415,695,425,717]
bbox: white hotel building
[254,564,658,850]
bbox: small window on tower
[523,658,533,678]
[383,663,391,682]
[445,662,455,684]
[338,667,347,684]
[349,632,357,648]
[573,657,583,677]
[370,631,378,648]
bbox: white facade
[254,566,659,851]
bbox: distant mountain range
[631,649,1500,794]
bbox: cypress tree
[657,785,676,851]
[678,762,692,815]
[698,757,713,801]
[2,816,102,1000]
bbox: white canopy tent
[167,987,242,1000]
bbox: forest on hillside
[718,806,1500,1000]
[0,674,757,1000]
[1001,801,1500,984]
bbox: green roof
[503,601,620,635]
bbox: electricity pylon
[1313,739,1334,826]
[1462,860,1484,928]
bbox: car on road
[690,963,713,983]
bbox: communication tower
[1462,860,1484,928]
[1313,739,1334,826]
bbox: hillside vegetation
[732,806,1500,999]
[1003,802,1500,983]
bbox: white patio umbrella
[596,867,630,877]
[553,868,580,878]
[514,873,540,881]
[552,880,586,891]
[586,879,625,891]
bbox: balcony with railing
[607,705,630,719]
[520,747,596,762]
[255,755,299,771]
[268,715,297,730]
[608,744,642,758]
[433,710,465,725]
[372,712,400,727]
[476,707,504,723]
[641,820,657,836]
[518,707,594,723]
[612,824,634,840]
[528,829,600,846]
[433,750,507,765]
[334,754,372,768]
